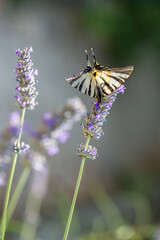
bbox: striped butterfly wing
[65,67,102,99]
[95,65,134,96]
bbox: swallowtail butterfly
[66,49,134,102]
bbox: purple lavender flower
[81,85,125,140]
[42,112,55,127]
[12,140,30,155]
[30,96,86,156]
[77,85,126,159]
[9,111,21,136]
[23,151,47,173]
[77,143,98,160]
[14,47,38,110]
[0,95,86,182]
[57,131,70,143]
[41,137,59,156]
[0,96,86,175]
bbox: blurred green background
[0,0,160,239]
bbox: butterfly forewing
[66,68,101,99]
[95,65,134,97]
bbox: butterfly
[65,48,134,102]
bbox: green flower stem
[0,108,26,240]
[62,136,90,240]
[17,108,26,146]
[7,167,30,226]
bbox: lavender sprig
[29,96,86,156]
[77,85,125,159]
[63,85,126,240]
[14,47,38,110]
[0,96,86,173]
[0,96,86,231]
[0,47,38,240]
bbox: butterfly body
[66,49,134,102]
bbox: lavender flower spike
[77,85,126,160]
[14,47,38,110]
[81,85,126,140]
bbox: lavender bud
[77,143,98,160]
[81,123,104,140]
[12,140,30,155]
[20,142,30,155]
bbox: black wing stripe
[103,71,128,80]
[101,88,110,96]
[107,75,124,84]
[78,78,86,92]
[93,88,96,98]
[111,69,133,74]
[67,74,83,85]
[75,82,80,89]
[69,78,79,85]
[99,76,113,92]
[96,83,102,102]
[70,78,77,85]
[117,71,131,74]
[112,83,118,89]
[88,77,92,96]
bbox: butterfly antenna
[85,49,91,67]
[91,48,98,66]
